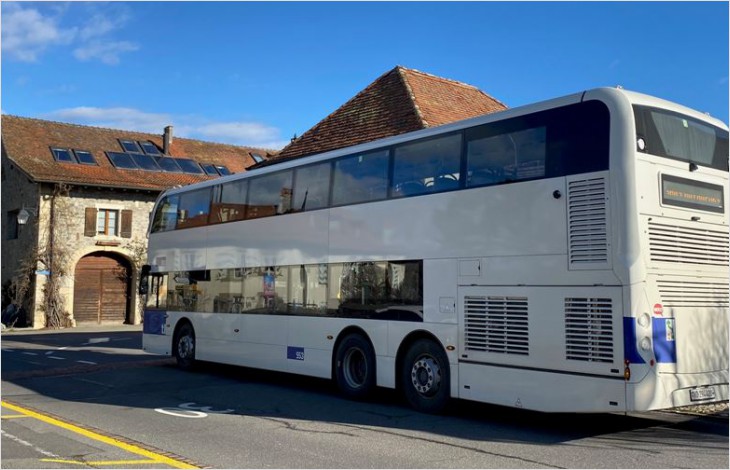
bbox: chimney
[163,126,173,155]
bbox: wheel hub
[179,336,194,358]
[343,348,367,388]
[411,357,440,395]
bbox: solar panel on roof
[216,165,232,175]
[74,150,97,165]
[175,158,204,174]
[131,153,162,171]
[154,156,183,172]
[107,151,138,169]
[201,163,218,176]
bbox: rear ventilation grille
[565,298,614,363]
[568,177,609,266]
[648,222,729,267]
[657,279,730,308]
[464,296,529,356]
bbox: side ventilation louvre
[648,222,729,267]
[464,296,529,356]
[657,279,730,308]
[565,298,614,363]
[568,177,609,266]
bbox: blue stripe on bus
[652,317,677,363]
[143,310,167,335]
[623,317,645,364]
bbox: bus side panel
[206,211,331,269]
[457,286,624,378]
[148,227,207,272]
[329,177,570,262]
[458,363,626,412]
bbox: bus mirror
[139,264,151,295]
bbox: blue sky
[2,1,728,150]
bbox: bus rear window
[634,105,729,171]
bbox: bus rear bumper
[663,370,729,409]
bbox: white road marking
[1,429,60,458]
[48,356,65,360]
[76,360,97,365]
[21,352,38,356]
[82,338,110,345]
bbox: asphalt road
[1,326,728,468]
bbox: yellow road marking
[1,414,31,419]
[1,401,197,469]
[41,458,159,466]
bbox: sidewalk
[1,323,143,336]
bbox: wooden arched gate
[73,252,131,324]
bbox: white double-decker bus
[141,87,728,413]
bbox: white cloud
[0,2,137,65]
[1,3,75,62]
[73,40,139,65]
[196,122,280,143]
[45,107,173,134]
[44,107,287,149]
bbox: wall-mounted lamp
[17,207,38,225]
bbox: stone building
[1,116,273,328]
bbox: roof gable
[1,115,275,191]
[275,66,507,161]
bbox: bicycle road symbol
[154,402,234,418]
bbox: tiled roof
[1,115,276,191]
[274,66,507,161]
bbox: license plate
[689,387,716,402]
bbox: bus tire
[400,338,450,413]
[174,322,196,370]
[334,333,376,400]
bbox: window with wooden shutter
[84,208,97,237]
[121,210,133,238]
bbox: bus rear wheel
[174,322,196,370]
[400,339,450,413]
[334,333,376,400]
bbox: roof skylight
[73,150,97,165]
[51,148,76,163]
[140,141,161,155]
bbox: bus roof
[156,87,727,200]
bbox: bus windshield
[634,105,729,171]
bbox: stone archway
[72,252,131,324]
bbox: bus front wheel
[174,322,196,370]
[334,333,376,400]
[400,339,450,413]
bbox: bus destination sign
[661,174,724,214]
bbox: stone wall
[2,151,160,328]
[1,150,42,323]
